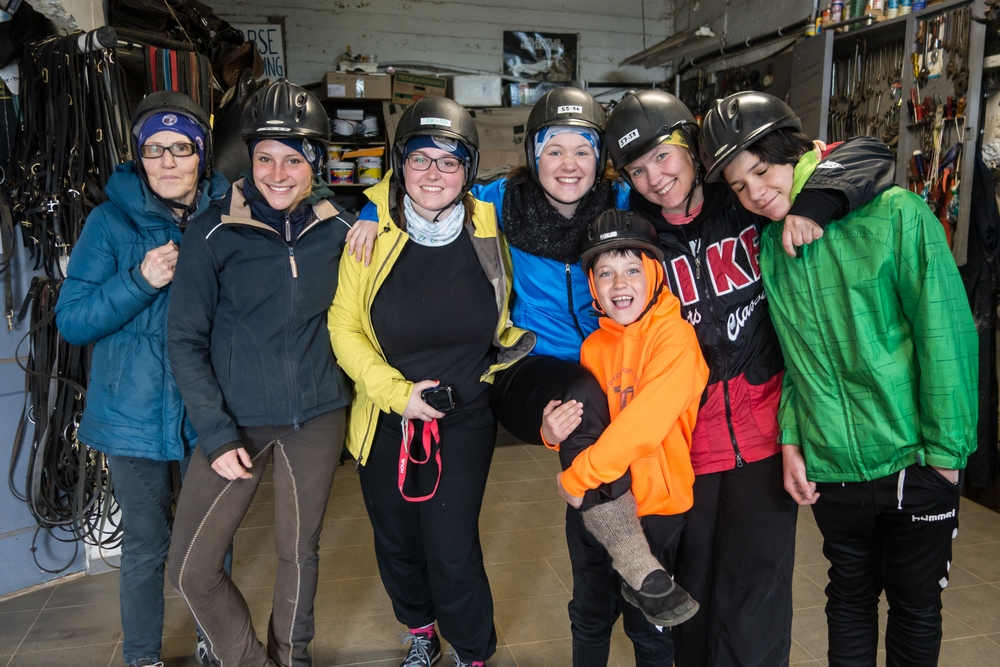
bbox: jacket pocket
[223,328,267,417]
[747,372,782,441]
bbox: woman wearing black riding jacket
[604,90,895,667]
[166,79,356,667]
[56,91,228,667]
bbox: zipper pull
[288,246,298,278]
[735,452,744,468]
[284,214,291,243]
[293,419,300,431]
[565,263,571,275]
[695,256,702,280]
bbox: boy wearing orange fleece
[542,209,709,652]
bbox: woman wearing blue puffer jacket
[55,91,228,667]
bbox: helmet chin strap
[684,148,702,217]
[139,166,200,225]
[151,190,199,226]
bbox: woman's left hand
[346,220,378,267]
[403,380,447,422]
[556,472,584,509]
[782,216,824,257]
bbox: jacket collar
[365,170,496,240]
[222,177,339,233]
[106,162,230,229]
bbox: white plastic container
[357,157,383,185]
[328,161,355,184]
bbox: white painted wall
[29,0,103,32]
[211,0,674,86]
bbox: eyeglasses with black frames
[405,153,464,174]
[139,142,197,159]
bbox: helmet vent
[727,99,739,118]
[295,92,308,107]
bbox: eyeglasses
[405,153,464,174]
[139,142,197,159]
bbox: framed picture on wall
[502,31,578,83]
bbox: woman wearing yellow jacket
[328,97,534,667]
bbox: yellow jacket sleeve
[327,239,413,417]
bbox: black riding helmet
[700,92,801,183]
[391,97,480,205]
[605,90,700,187]
[580,209,664,273]
[240,78,331,145]
[524,87,607,201]
[240,79,330,177]
[131,90,213,180]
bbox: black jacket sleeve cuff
[787,189,849,229]
[206,440,243,465]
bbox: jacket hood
[106,161,229,228]
[588,252,667,333]
[789,148,822,213]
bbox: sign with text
[232,23,286,79]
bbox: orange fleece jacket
[561,255,709,517]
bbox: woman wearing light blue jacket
[55,91,228,667]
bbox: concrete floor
[3,431,1000,666]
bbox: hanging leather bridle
[5,31,129,572]
[11,31,130,280]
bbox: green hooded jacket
[759,149,978,483]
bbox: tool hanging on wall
[903,4,973,248]
[827,38,905,151]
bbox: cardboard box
[320,72,392,100]
[392,73,447,105]
[451,75,503,107]
[469,107,532,154]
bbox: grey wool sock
[581,490,665,590]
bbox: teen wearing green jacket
[701,92,977,667]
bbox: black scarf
[502,171,616,264]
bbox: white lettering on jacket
[727,291,765,342]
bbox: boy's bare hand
[541,399,583,445]
[782,444,819,505]
[782,216,824,257]
[556,472,584,509]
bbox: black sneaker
[399,630,441,667]
[620,570,700,627]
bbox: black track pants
[811,464,962,667]
[673,453,798,667]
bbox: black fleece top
[370,228,498,414]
